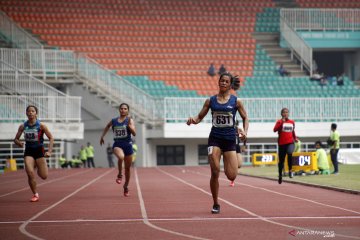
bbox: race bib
[24,129,39,142]
[113,125,128,139]
[212,112,234,128]
[282,123,294,132]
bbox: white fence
[0,48,75,79]
[0,59,67,97]
[77,55,164,123]
[281,9,360,31]
[0,95,81,122]
[280,19,313,74]
[0,140,63,170]
[163,97,360,123]
[0,47,163,123]
[280,8,360,76]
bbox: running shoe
[289,172,294,178]
[123,187,129,197]
[278,176,282,184]
[229,181,235,187]
[30,193,39,202]
[115,174,122,184]
[211,204,220,214]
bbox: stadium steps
[253,33,307,77]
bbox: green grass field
[239,164,360,193]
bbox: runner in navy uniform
[187,72,249,213]
[14,105,54,202]
[230,120,246,187]
[100,103,136,197]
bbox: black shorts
[208,135,236,152]
[236,144,241,153]
[24,146,45,160]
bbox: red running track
[0,166,359,240]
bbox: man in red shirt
[273,108,297,184]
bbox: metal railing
[77,55,164,123]
[0,47,163,124]
[280,11,313,75]
[0,11,43,49]
[280,9,360,31]
[0,48,75,80]
[0,61,81,122]
[164,97,360,123]
[0,95,81,122]
[0,60,67,97]
[0,140,64,170]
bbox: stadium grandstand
[0,0,359,169]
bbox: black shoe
[278,176,282,184]
[289,172,294,178]
[211,204,220,214]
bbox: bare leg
[208,147,222,205]
[113,147,124,178]
[223,151,238,181]
[123,155,133,189]
[24,157,37,194]
[35,157,48,180]
[236,153,243,169]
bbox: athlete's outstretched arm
[14,124,24,148]
[236,99,249,141]
[186,98,210,125]
[100,120,113,145]
[128,117,136,136]
[41,123,54,157]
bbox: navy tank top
[112,117,131,143]
[209,95,237,140]
[24,120,44,148]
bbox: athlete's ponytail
[231,75,240,91]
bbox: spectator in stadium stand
[187,72,249,214]
[337,73,344,86]
[310,71,323,81]
[315,141,330,174]
[218,64,227,75]
[273,108,297,184]
[207,63,216,77]
[319,74,328,87]
[278,64,290,77]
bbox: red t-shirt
[273,119,296,145]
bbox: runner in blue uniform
[14,105,54,202]
[187,72,249,214]
[100,103,136,197]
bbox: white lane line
[2,215,360,225]
[134,168,211,240]
[18,169,113,240]
[187,168,360,215]
[158,167,360,240]
[0,169,94,198]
